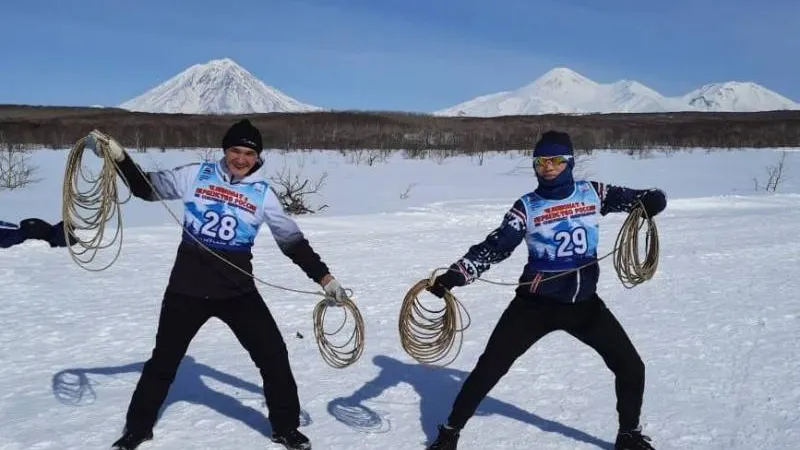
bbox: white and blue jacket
[116,155,330,299]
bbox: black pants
[125,291,300,435]
[447,294,645,431]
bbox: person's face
[224,146,259,178]
[533,155,571,181]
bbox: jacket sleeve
[591,181,667,217]
[441,199,528,287]
[261,186,330,283]
[115,154,199,201]
[0,221,25,248]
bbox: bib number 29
[554,227,587,257]
[200,211,238,241]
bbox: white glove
[322,278,349,307]
[86,130,126,162]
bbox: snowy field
[1,147,799,449]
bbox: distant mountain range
[116,59,799,116]
[434,67,799,117]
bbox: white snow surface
[1,147,799,449]
[118,58,322,115]
[435,68,800,116]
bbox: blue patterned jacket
[441,181,666,303]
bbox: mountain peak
[200,58,246,72]
[683,81,798,112]
[119,58,321,115]
[694,81,761,92]
[540,67,587,80]
[527,67,595,89]
[207,57,237,66]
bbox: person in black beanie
[425,131,666,450]
[1,217,77,248]
[84,119,350,450]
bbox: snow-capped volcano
[119,58,322,114]
[435,68,799,117]
[682,81,799,112]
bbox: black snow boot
[271,428,311,449]
[615,427,655,450]
[111,429,153,450]
[426,424,460,450]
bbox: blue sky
[0,0,797,112]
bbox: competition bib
[182,163,268,251]
[521,181,601,271]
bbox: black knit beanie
[222,119,263,153]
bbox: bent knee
[622,355,645,380]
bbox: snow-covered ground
[1,147,798,449]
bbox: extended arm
[86,130,196,201]
[115,155,198,201]
[591,182,667,217]
[262,187,331,284]
[431,199,528,294]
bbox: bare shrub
[346,149,391,166]
[755,151,788,192]
[0,132,39,190]
[270,159,329,215]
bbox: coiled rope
[61,132,364,369]
[61,136,130,271]
[313,293,365,369]
[399,202,659,366]
[398,275,472,367]
[614,204,659,288]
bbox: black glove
[640,189,667,217]
[19,218,53,240]
[426,270,464,299]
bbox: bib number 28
[554,227,587,257]
[200,211,238,241]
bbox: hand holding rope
[398,270,472,367]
